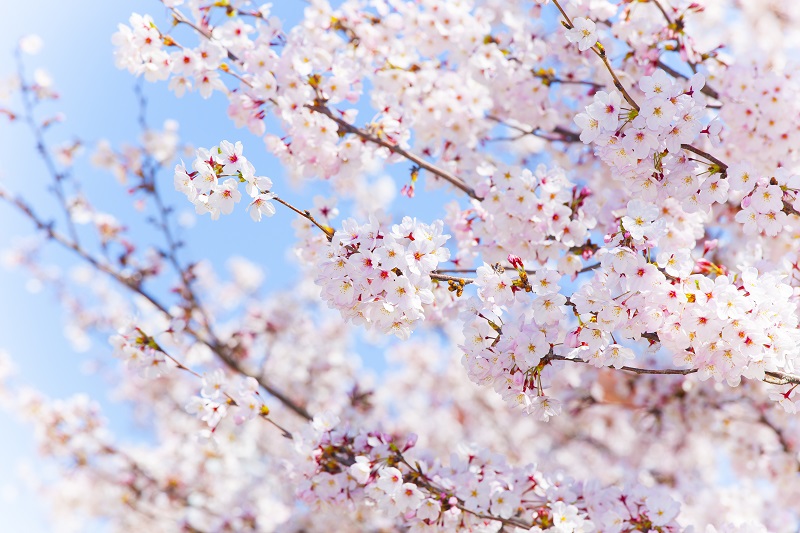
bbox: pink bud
[741,195,751,208]
[565,328,581,348]
[702,239,719,255]
[507,254,524,269]
[695,258,713,273]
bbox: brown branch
[430,273,474,285]
[551,0,574,27]
[546,352,800,387]
[651,0,673,23]
[552,0,640,112]
[680,144,728,171]
[764,370,800,386]
[656,60,720,100]
[15,48,82,246]
[169,9,240,63]
[153,340,297,438]
[434,262,600,276]
[546,354,697,376]
[398,456,534,530]
[596,51,640,112]
[757,413,796,467]
[273,196,334,240]
[486,114,582,144]
[307,103,479,200]
[577,262,601,274]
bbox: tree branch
[546,354,697,376]
[307,103,480,200]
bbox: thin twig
[134,83,219,339]
[680,144,728,171]
[650,0,672,23]
[656,60,720,100]
[398,456,534,530]
[430,273,474,285]
[545,353,800,386]
[15,48,82,246]
[546,354,697,376]
[273,196,334,240]
[486,114,582,144]
[170,9,240,63]
[553,0,640,111]
[576,262,601,274]
[764,370,800,386]
[155,341,297,438]
[550,1,731,178]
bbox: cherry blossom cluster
[570,256,800,388]
[445,163,597,274]
[110,325,169,378]
[92,119,183,183]
[730,165,800,237]
[574,70,716,208]
[111,2,596,201]
[185,371,268,430]
[716,63,800,181]
[17,392,112,466]
[459,257,569,417]
[460,232,800,417]
[6,0,800,530]
[316,216,450,339]
[174,140,276,221]
[130,0,800,418]
[113,12,230,91]
[295,413,683,532]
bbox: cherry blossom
[3,0,800,531]
[565,17,598,52]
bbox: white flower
[565,17,598,52]
[621,199,661,241]
[528,396,562,421]
[491,489,521,519]
[587,91,623,131]
[376,467,404,496]
[19,34,44,55]
[574,112,601,144]
[201,369,226,400]
[248,193,277,222]
[349,456,372,484]
[395,483,424,511]
[646,493,680,526]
